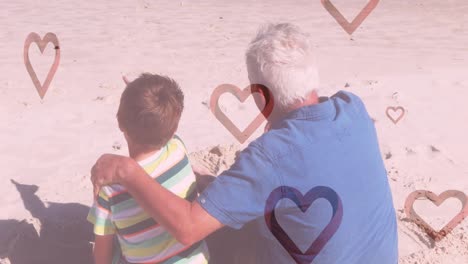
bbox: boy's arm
[88,190,116,264]
[94,235,114,264]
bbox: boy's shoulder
[171,134,187,150]
[165,135,189,157]
[98,136,188,198]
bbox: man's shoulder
[250,91,370,160]
[331,90,363,103]
[331,90,369,118]
[247,128,295,162]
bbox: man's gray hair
[246,23,319,109]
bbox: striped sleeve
[87,189,116,236]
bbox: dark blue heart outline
[264,186,343,264]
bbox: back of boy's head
[117,73,184,149]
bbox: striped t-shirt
[87,136,209,264]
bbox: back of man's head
[246,23,319,110]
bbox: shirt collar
[271,96,336,128]
[137,148,164,166]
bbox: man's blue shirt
[198,91,398,263]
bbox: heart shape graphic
[210,84,274,143]
[404,190,468,242]
[24,32,61,99]
[321,0,380,35]
[386,106,405,124]
[265,186,343,264]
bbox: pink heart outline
[265,186,343,264]
[321,0,380,35]
[386,106,405,124]
[404,190,468,242]
[210,84,274,144]
[24,32,61,99]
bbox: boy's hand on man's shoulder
[91,154,137,199]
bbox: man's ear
[251,84,274,120]
[251,84,267,111]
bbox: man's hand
[90,154,135,199]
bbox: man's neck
[287,90,319,112]
[271,91,319,121]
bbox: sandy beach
[1,0,467,263]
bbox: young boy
[87,73,209,264]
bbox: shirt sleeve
[197,143,279,229]
[87,189,116,236]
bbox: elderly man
[91,23,398,263]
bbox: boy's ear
[118,120,125,133]
[123,76,130,85]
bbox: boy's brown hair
[117,73,184,149]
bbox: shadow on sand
[2,176,259,264]
[0,180,93,264]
